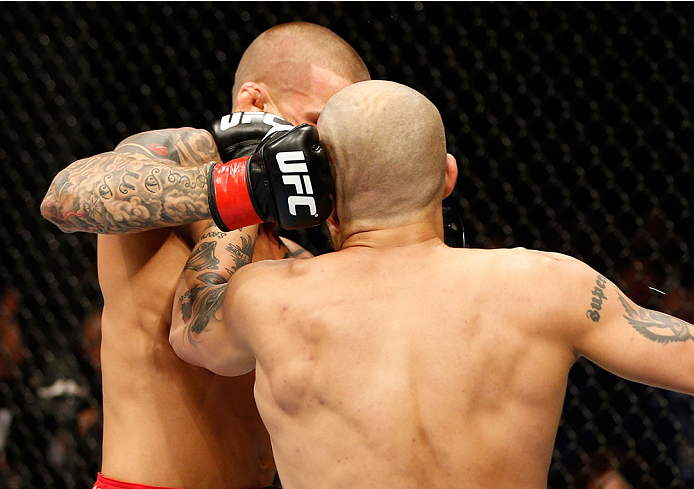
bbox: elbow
[40,186,71,232]
[41,168,82,232]
[39,194,56,222]
[168,327,185,360]
[169,326,203,368]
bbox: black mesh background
[1,2,693,488]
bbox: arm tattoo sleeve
[177,225,258,345]
[41,128,221,234]
[616,290,694,343]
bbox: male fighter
[169,80,694,489]
[41,22,369,489]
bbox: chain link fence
[1,2,693,487]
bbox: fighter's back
[242,242,578,489]
[98,229,274,488]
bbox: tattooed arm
[170,221,260,375]
[40,128,221,234]
[545,252,694,395]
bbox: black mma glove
[210,111,292,161]
[208,124,333,231]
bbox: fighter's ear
[326,195,339,228]
[236,82,265,112]
[326,195,341,246]
[443,153,458,199]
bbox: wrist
[208,158,262,232]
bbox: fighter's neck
[338,220,443,250]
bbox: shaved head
[318,81,447,226]
[233,22,370,108]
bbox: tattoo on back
[616,291,694,343]
[586,274,608,322]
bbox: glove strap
[208,158,261,231]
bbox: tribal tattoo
[41,128,220,233]
[615,290,694,343]
[179,230,257,344]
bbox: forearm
[41,153,213,233]
[41,127,222,234]
[170,221,259,364]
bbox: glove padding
[210,111,292,161]
[208,124,333,232]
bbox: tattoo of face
[185,241,220,271]
[187,283,227,338]
[616,291,694,343]
[586,274,608,322]
[178,275,228,339]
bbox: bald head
[318,81,448,226]
[232,22,370,107]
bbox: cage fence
[1,2,693,488]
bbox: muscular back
[233,244,581,489]
[98,227,275,487]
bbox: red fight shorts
[92,473,186,489]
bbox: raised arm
[40,128,218,233]
[549,253,694,395]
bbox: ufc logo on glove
[276,151,318,217]
[219,112,288,131]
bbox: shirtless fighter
[168,80,694,489]
[40,22,369,489]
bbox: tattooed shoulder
[615,290,694,343]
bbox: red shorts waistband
[92,473,186,489]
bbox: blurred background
[1,2,693,487]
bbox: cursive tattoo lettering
[586,274,608,322]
